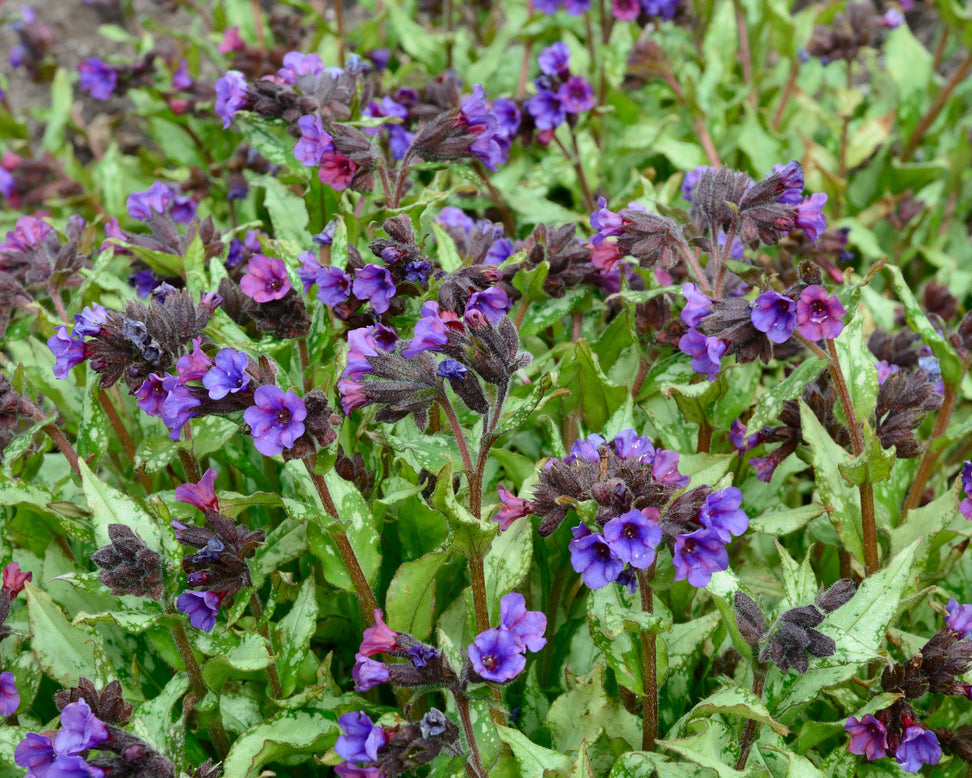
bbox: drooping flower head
[359,609,400,657]
[176,590,221,632]
[844,715,888,761]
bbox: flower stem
[97,390,153,493]
[453,690,487,778]
[902,52,972,162]
[250,0,266,49]
[298,338,312,393]
[825,337,878,575]
[301,456,379,621]
[673,234,714,295]
[901,379,959,520]
[249,591,284,699]
[439,393,476,477]
[26,400,82,479]
[168,615,230,759]
[636,567,657,752]
[734,666,766,769]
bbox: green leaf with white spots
[687,683,788,736]
[275,574,319,697]
[386,550,447,640]
[746,356,827,434]
[222,707,339,777]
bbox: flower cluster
[172,469,266,631]
[526,43,596,143]
[16,698,110,778]
[845,600,972,772]
[468,593,547,682]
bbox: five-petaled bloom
[243,386,307,457]
[240,255,292,303]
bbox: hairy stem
[168,615,230,759]
[453,691,487,778]
[26,401,81,479]
[637,567,657,752]
[825,337,878,575]
[249,591,284,699]
[734,666,766,769]
[298,337,312,393]
[713,220,737,299]
[901,380,959,519]
[902,52,972,162]
[97,391,152,493]
[672,234,714,295]
[302,457,379,621]
[439,393,476,477]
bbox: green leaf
[687,684,788,736]
[201,632,274,692]
[890,485,958,564]
[79,458,166,554]
[657,719,742,778]
[749,504,826,536]
[838,423,896,487]
[776,542,819,611]
[25,583,113,687]
[255,175,310,244]
[886,264,964,385]
[222,708,339,777]
[799,399,863,564]
[558,340,628,431]
[42,68,73,153]
[665,611,720,677]
[238,119,301,169]
[430,221,463,272]
[497,726,572,777]
[746,356,827,433]
[484,516,532,618]
[385,551,447,640]
[119,243,185,276]
[275,575,319,697]
[431,459,497,557]
[832,312,878,425]
[494,373,564,437]
[545,663,641,751]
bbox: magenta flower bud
[318,151,358,191]
[174,468,219,514]
[176,337,213,382]
[796,285,845,341]
[493,485,534,531]
[358,609,399,657]
[2,561,31,596]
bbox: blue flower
[468,627,527,682]
[243,386,307,457]
[896,727,941,773]
[176,590,221,632]
[569,524,624,589]
[750,291,796,344]
[603,508,662,569]
[672,528,729,588]
[202,348,251,400]
[47,327,86,379]
[336,712,387,764]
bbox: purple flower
[439,207,474,233]
[750,452,785,482]
[172,59,192,90]
[643,0,680,18]
[297,250,323,293]
[537,42,570,76]
[161,375,201,440]
[795,193,828,245]
[243,386,307,456]
[134,374,168,418]
[652,449,690,487]
[493,485,533,531]
[177,337,214,382]
[202,348,251,400]
[680,283,712,327]
[563,0,591,13]
[314,221,338,247]
[603,508,663,569]
[466,287,511,324]
[698,487,749,541]
[527,89,566,131]
[72,304,109,338]
[558,76,595,113]
[485,238,515,266]
[436,359,469,380]
[404,260,432,285]
[277,51,325,85]
[215,70,248,129]
[175,468,219,514]
[880,7,905,26]
[946,598,972,638]
[352,265,396,314]
[569,525,624,589]
[566,433,606,463]
[78,58,117,100]
[336,712,388,764]
[612,0,641,20]
[408,644,440,667]
[796,285,845,341]
[770,161,805,204]
[176,590,221,632]
[492,98,521,138]
[314,266,352,306]
[335,765,382,778]
[403,301,451,357]
[613,429,655,462]
[0,671,19,716]
[48,327,86,379]
[678,327,727,381]
[961,461,972,520]
[896,727,941,773]
[875,360,899,385]
[54,699,109,756]
[751,291,797,343]
[294,114,334,166]
[359,609,399,656]
[14,734,56,776]
[127,181,173,221]
[170,194,197,224]
[240,255,292,303]
[672,528,729,588]
[352,654,390,691]
[499,592,547,652]
[468,627,527,682]
[844,715,887,760]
